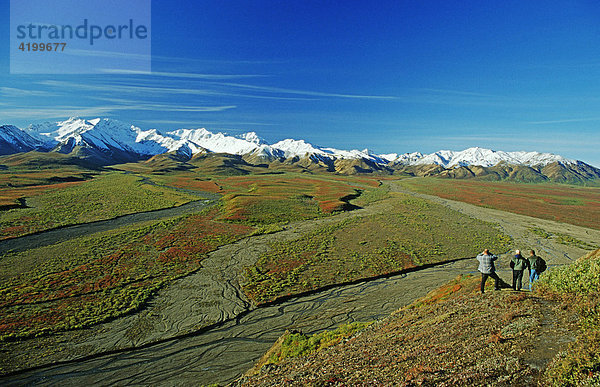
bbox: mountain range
[1,117,599,183]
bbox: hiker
[528,250,546,290]
[510,250,529,291]
[476,249,501,293]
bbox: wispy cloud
[63,50,281,69]
[0,102,236,120]
[404,88,549,108]
[65,49,151,62]
[39,80,315,101]
[101,69,266,80]
[213,81,398,100]
[138,119,277,127]
[42,71,397,102]
[0,87,57,97]
[527,117,600,124]
[151,55,282,66]
[86,97,237,112]
[74,51,279,65]
[129,104,236,112]
[0,106,121,119]
[417,88,500,98]
[97,70,397,100]
[40,80,220,96]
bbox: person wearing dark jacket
[476,249,501,293]
[528,250,543,290]
[510,250,529,291]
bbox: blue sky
[1,0,600,166]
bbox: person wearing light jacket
[476,249,501,293]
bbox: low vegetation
[0,173,198,239]
[241,250,600,385]
[0,207,252,341]
[243,192,512,303]
[142,172,380,225]
[246,322,372,377]
[529,227,598,250]
[240,274,577,385]
[0,152,99,192]
[399,178,600,230]
[535,249,600,385]
[349,182,390,207]
[216,174,377,224]
[0,169,373,343]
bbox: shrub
[536,249,600,385]
[266,322,371,365]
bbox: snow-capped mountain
[0,124,45,155]
[18,117,397,164]
[170,128,282,158]
[25,117,172,156]
[391,147,575,168]
[1,117,598,182]
[272,139,388,164]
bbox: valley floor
[1,179,599,385]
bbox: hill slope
[240,249,600,386]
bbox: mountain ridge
[2,117,599,183]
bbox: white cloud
[95,70,398,100]
[527,117,600,124]
[138,119,277,127]
[0,103,236,120]
[65,49,151,62]
[39,80,315,101]
[0,106,119,119]
[213,81,398,100]
[68,50,279,65]
[100,69,266,80]
[0,87,58,97]
[416,88,500,98]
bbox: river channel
[3,181,597,386]
[7,258,476,386]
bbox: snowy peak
[272,138,326,158]
[0,118,593,180]
[24,117,180,156]
[27,117,98,143]
[392,147,575,168]
[271,139,386,163]
[379,153,399,162]
[0,125,40,147]
[237,131,265,145]
[390,152,425,164]
[15,117,281,159]
[168,128,275,155]
[0,125,44,155]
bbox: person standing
[510,250,529,291]
[476,249,501,293]
[528,250,545,290]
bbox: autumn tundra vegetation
[0,152,599,385]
